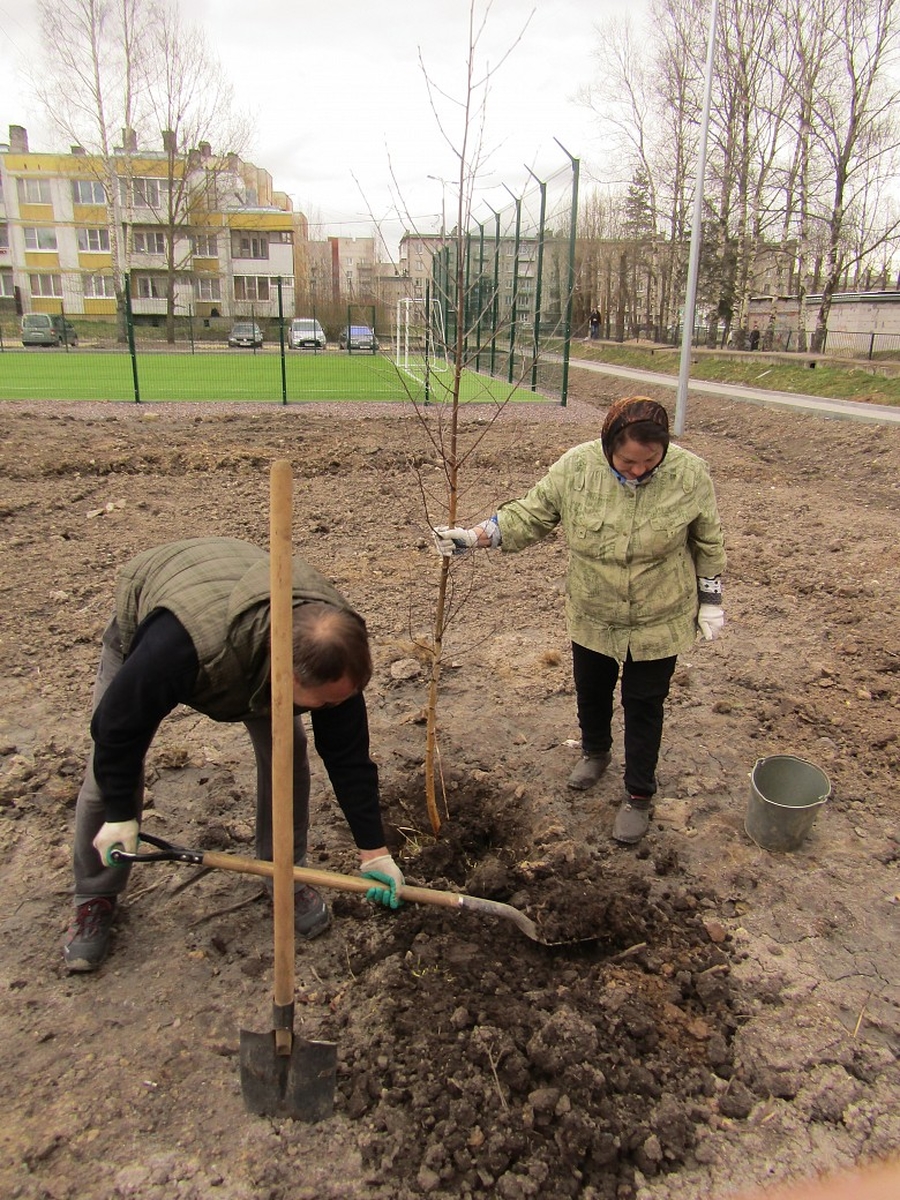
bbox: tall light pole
[674,0,718,436]
[427,174,449,237]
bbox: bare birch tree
[34,0,151,331]
[142,1,250,340]
[804,0,900,349]
[34,0,249,340]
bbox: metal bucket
[745,755,831,852]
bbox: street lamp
[427,174,449,237]
[675,0,718,435]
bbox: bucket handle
[750,758,832,805]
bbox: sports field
[0,347,552,404]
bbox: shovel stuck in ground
[237,459,337,1120]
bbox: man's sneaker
[613,797,654,844]
[294,885,331,941]
[567,751,612,791]
[63,896,117,972]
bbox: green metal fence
[428,155,579,405]
[0,277,542,406]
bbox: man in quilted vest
[64,537,403,972]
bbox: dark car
[227,321,264,349]
[339,324,378,351]
[21,313,79,347]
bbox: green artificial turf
[0,347,551,405]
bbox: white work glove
[432,526,480,556]
[698,604,725,641]
[360,854,405,909]
[93,819,140,867]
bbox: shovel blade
[239,1029,337,1121]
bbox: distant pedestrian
[749,325,760,351]
[589,308,600,340]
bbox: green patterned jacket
[497,442,726,661]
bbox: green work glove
[93,819,140,866]
[361,854,404,909]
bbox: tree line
[576,0,900,351]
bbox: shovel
[114,833,584,947]
[237,458,337,1120]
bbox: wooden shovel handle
[269,460,295,1025]
[196,851,540,940]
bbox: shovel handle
[270,460,295,1017]
[115,834,542,941]
[194,852,540,939]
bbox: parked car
[21,313,79,347]
[339,324,378,351]
[227,321,264,349]
[289,317,327,349]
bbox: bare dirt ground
[0,370,898,1200]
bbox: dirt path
[0,376,898,1200]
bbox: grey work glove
[698,604,725,641]
[93,819,140,867]
[432,526,480,556]
[432,516,501,557]
[361,854,405,909]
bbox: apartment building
[0,124,307,323]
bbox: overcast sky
[0,0,644,256]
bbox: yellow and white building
[0,124,307,322]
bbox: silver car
[289,318,326,349]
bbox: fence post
[504,187,522,385]
[555,138,580,408]
[124,273,140,404]
[869,332,875,360]
[277,277,287,404]
[526,168,547,395]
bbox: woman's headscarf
[600,396,670,464]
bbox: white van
[289,318,326,349]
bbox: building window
[0,270,13,297]
[127,177,168,208]
[234,275,269,301]
[77,227,110,253]
[133,229,167,255]
[29,273,63,297]
[193,277,222,301]
[272,230,293,244]
[232,232,269,260]
[24,227,58,251]
[17,178,52,204]
[72,179,106,204]
[84,273,117,298]
[0,224,7,251]
[134,275,166,299]
[190,233,218,257]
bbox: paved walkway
[566,357,900,427]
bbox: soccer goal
[394,297,449,382]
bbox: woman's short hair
[291,602,372,691]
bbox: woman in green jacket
[434,397,726,845]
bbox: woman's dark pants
[571,642,677,798]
